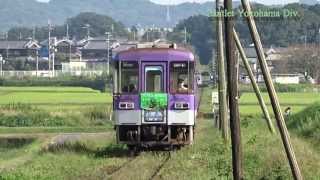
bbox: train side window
[170,62,194,94]
[120,62,139,93]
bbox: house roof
[0,40,40,50]
[82,40,107,50]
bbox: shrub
[287,103,320,142]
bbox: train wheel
[127,145,139,157]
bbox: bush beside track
[287,103,320,144]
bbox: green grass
[0,87,112,127]
[239,92,320,115]
[0,86,111,105]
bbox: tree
[6,12,129,41]
[168,15,215,65]
[66,12,128,39]
[286,45,320,83]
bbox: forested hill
[169,3,320,64]
[0,0,220,30]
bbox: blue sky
[36,0,300,5]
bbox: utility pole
[216,0,228,141]
[224,0,242,179]
[36,49,39,77]
[66,24,69,39]
[241,0,302,179]
[82,24,91,40]
[184,27,187,44]
[133,30,136,41]
[111,24,114,35]
[52,38,55,77]
[5,32,9,59]
[318,28,320,57]
[106,32,112,76]
[48,20,51,72]
[33,27,36,40]
[0,54,3,77]
[233,29,275,133]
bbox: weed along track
[105,157,138,178]
[107,151,172,180]
[148,152,171,180]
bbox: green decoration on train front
[140,93,167,110]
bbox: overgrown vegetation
[0,103,112,127]
[287,103,320,146]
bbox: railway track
[106,151,171,180]
[148,152,171,180]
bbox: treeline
[5,12,128,41]
[168,3,320,64]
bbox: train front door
[142,62,166,93]
[141,62,167,124]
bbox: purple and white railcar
[113,45,198,148]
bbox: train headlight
[119,102,135,110]
[174,102,189,110]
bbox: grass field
[0,86,113,129]
[0,87,111,105]
[0,86,319,179]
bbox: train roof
[113,48,195,62]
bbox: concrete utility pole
[82,24,91,39]
[52,38,55,77]
[48,20,51,72]
[106,32,112,76]
[224,0,243,179]
[33,26,36,40]
[36,49,39,77]
[5,32,9,59]
[216,0,229,141]
[66,24,69,39]
[184,27,187,44]
[233,29,275,133]
[0,54,3,77]
[241,0,302,179]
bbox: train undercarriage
[116,125,194,149]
